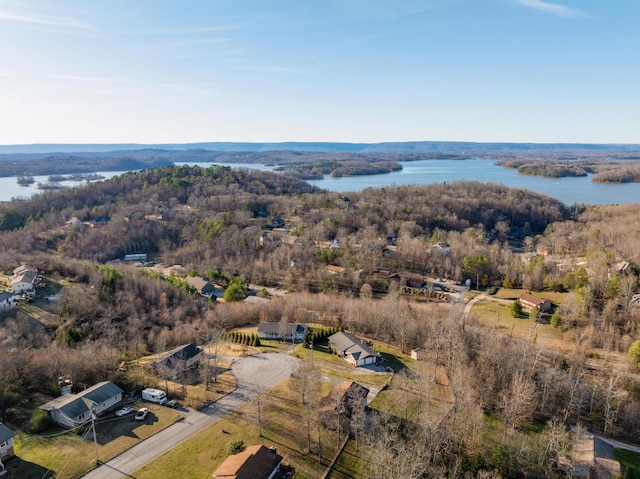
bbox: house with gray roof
[0,292,13,312]
[155,343,203,375]
[257,322,308,343]
[10,271,37,294]
[40,381,123,428]
[328,331,380,367]
[185,276,216,297]
[0,423,16,462]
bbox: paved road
[81,353,299,479]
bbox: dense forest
[1,164,639,478]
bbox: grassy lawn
[10,402,185,479]
[615,448,640,479]
[329,440,370,479]
[469,300,567,350]
[134,378,343,479]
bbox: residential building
[328,331,380,367]
[571,431,621,479]
[0,423,16,462]
[13,265,38,277]
[0,292,13,311]
[518,293,552,312]
[155,343,203,375]
[10,271,37,293]
[318,381,370,432]
[212,445,282,479]
[257,322,308,343]
[40,381,123,428]
[185,276,216,296]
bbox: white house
[10,271,37,294]
[40,381,123,428]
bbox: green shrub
[227,439,244,455]
[29,408,53,433]
[510,300,523,318]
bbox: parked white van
[141,388,167,405]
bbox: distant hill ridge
[1,140,640,155]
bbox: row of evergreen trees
[304,326,343,348]
[226,331,261,347]
[224,325,344,349]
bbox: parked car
[115,406,133,417]
[166,399,178,409]
[134,408,148,420]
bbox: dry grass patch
[469,300,567,350]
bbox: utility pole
[91,408,99,464]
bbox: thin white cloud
[231,60,307,75]
[0,10,95,31]
[515,0,586,18]
[132,25,242,36]
[159,82,211,96]
[55,75,128,83]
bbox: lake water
[0,171,127,202]
[2,160,640,206]
[180,159,640,206]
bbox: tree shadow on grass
[93,413,159,445]
[379,352,407,373]
[3,456,54,479]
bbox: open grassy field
[468,297,568,351]
[10,402,185,479]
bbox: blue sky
[0,0,638,145]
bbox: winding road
[81,353,300,479]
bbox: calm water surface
[0,171,127,202]
[3,160,640,206]
[306,159,640,206]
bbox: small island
[274,160,402,180]
[496,157,640,183]
[16,175,35,186]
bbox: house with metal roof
[39,381,123,428]
[328,331,380,367]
